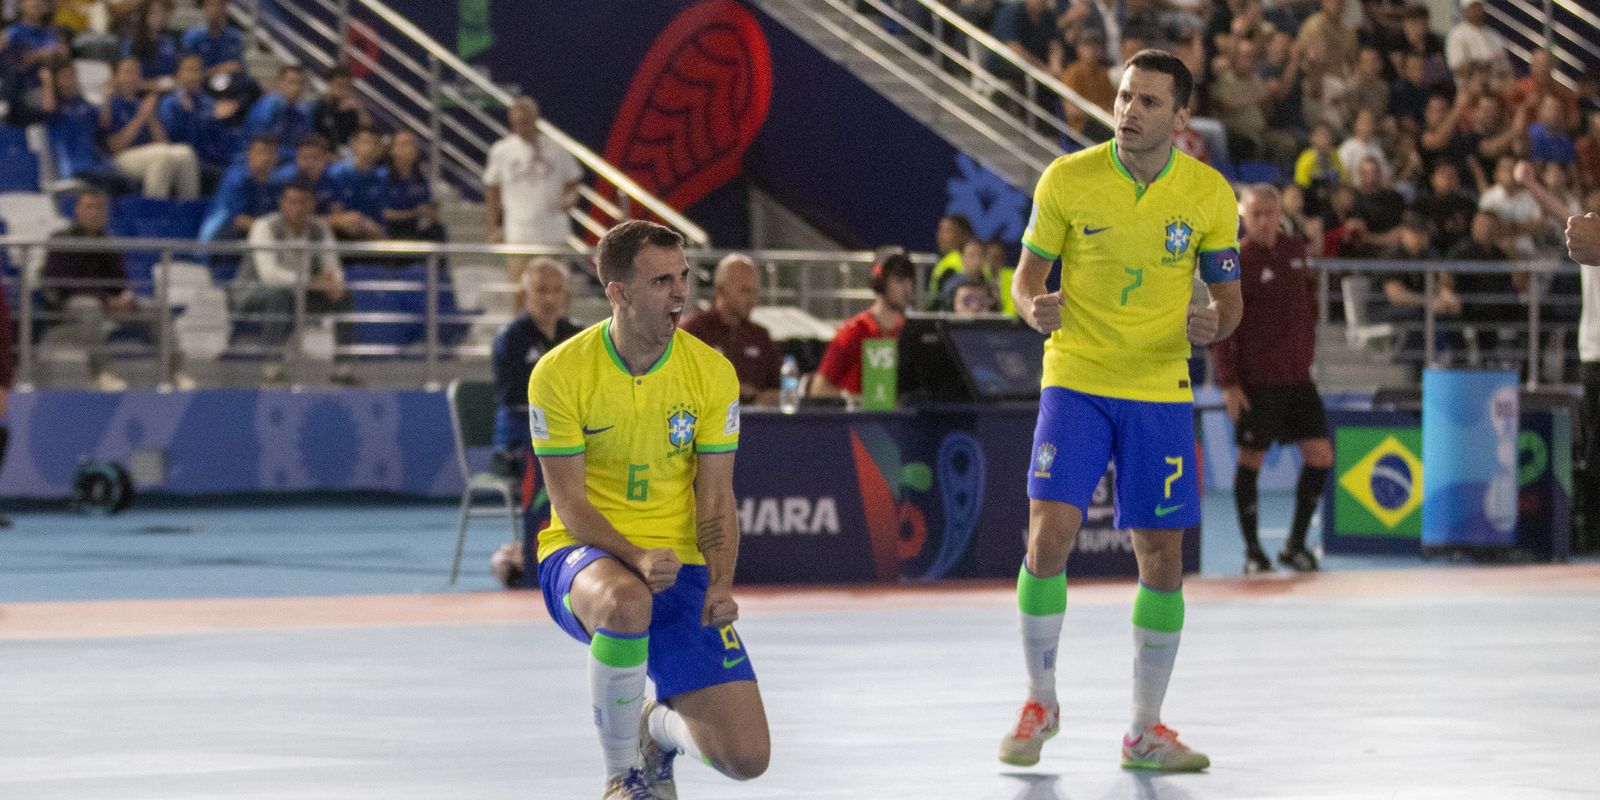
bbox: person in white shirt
[1446,0,1510,81]
[1478,156,1544,258]
[483,96,582,279]
[1337,107,1389,183]
[1566,212,1599,549]
[235,179,357,385]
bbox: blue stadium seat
[1235,161,1285,186]
[105,197,208,294]
[0,126,40,192]
[344,261,471,351]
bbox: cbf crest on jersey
[1163,217,1194,264]
[666,404,698,453]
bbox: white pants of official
[114,143,201,200]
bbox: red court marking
[2,565,1596,642]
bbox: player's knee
[713,743,770,781]
[1237,449,1266,470]
[595,580,653,631]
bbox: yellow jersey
[529,320,740,565]
[1022,142,1240,402]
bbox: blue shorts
[538,545,757,701]
[1027,386,1201,530]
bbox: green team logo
[1335,428,1423,536]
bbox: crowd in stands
[0,0,456,387]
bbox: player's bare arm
[1189,280,1242,345]
[694,451,741,628]
[1012,247,1064,334]
[1568,212,1600,265]
[540,452,682,592]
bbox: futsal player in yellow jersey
[531,221,768,799]
[999,50,1243,772]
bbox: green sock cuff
[1017,562,1067,617]
[590,629,649,668]
[1132,583,1184,633]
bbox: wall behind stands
[388,0,1031,251]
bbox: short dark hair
[594,220,684,284]
[941,213,974,240]
[1124,49,1193,109]
[871,253,916,295]
[280,178,317,198]
[250,134,279,150]
[296,133,331,152]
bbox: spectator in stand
[199,134,279,243]
[312,66,373,151]
[483,96,582,279]
[383,129,444,242]
[1562,211,1600,551]
[952,279,1000,316]
[1210,37,1296,164]
[54,0,132,61]
[1519,161,1583,257]
[985,0,1062,107]
[680,253,783,407]
[1300,37,1355,134]
[1260,30,1306,138]
[1059,30,1114,136]
[1528,95,1576,168]
[934,237,988,310]
[235,180,357,386]
[120,0,179,93]
[1293,0,1358,71]
[159,53,241,179]
[1352,155,1406,242]
[1419,94,1476,184]
[1446,211,1520,361]
[1338,108,1389,182]
[40,61,131,192]
[1463,92,1524,184]
[1479,155,1544,258]
[1393,4,1449,91]
[270,133,339,214]
[1074,0,1124,65]
[1413,161,1478,253]
[491,257,581,452]
[1377,213,1461,360]
[245,65,315,163]
[1210,184,1330,574]
[181,0,259,122]
[1348,47,1389,123]
[42,188,194,391]
[1446,0,1509,82]
[1577,111,1600,194]
[3,0,70,125]
[928,213,975,306]
[1294,120,1345,190]
[1507,47,1578,131]
[326,127,388,240]
[1387,51,1430,130]
[810,253,916,400]
[100,57,201,200]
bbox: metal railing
[230,0,709,247]
[4,236,935,390]
[852,0,1113,143]
[1489,0,1597,91]
[1309,256,1585,390]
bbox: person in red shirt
[810,253,916,399]
[1209,185,1332,574]
[680,253,782,406]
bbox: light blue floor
[0,491,1413,603]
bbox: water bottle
[779,356,800,414]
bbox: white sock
[647,701,706,767]
[589,632,649,778]
[1131,627,1181,733]
[1021,611,1065,707]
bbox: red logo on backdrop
[599,0,773,218]
[848,430,928,581]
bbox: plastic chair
[446,379,520,585]
[1340,275,1396,350]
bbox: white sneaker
[95,371,128,392]
[638,698,677,800]
[600,767,656,799]
[999,699,1060,766]
[1121,723,1210,771]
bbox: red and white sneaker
[1121,723,1210,771]
[998,700,1060,766]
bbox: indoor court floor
[2,497,1597,799]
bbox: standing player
[1211,185,1332,574]
[530,220,770,799]
[1000,50,1243,772]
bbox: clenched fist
[1026,291,1064,334]
[632,548,682,593]
[1187,304,1220,345]
[1567,213,1600,266]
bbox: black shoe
[1244,551,1274,574]
[1277,548,1320,572]
[0,514,11,528]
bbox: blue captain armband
[1198,248,1241,283]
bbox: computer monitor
[897,314,1043,403]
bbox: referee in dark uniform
[1210,185,1332,573]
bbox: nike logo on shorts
[722,655,748,669]
[1154,503,1184,517]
